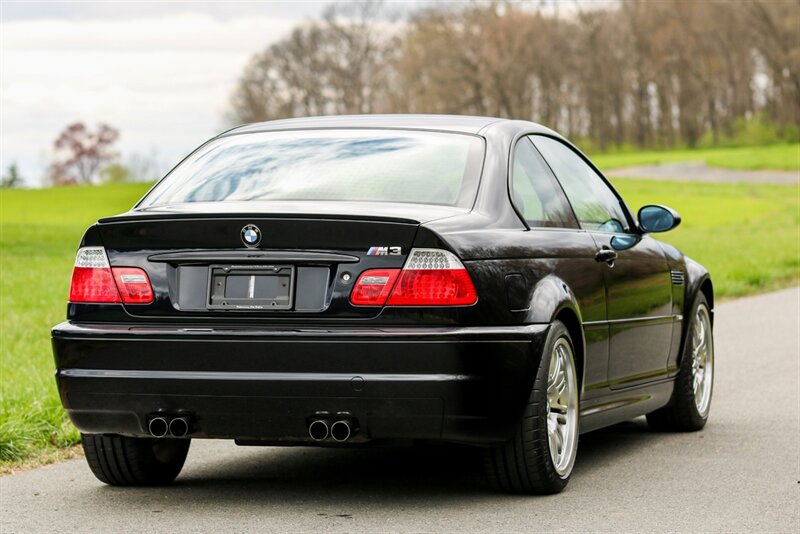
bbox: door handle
[595,248,618,265]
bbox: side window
[531,136,629,233]
[511,139,578,229]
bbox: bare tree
[51,122,119,185]
[229,1,395,124]
[1,163,23,188]
[228,0,800,149]
[745,0,800,133]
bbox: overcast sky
[1,1,605,187]
[1,1,335,186]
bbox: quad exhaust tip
[330,420,352,442]
[308,419,330,441]
[308,416,357,442]
[148,417,169,438]
[148,415,191,438]
[169,417,190,438]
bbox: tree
[126,150,163,183]
[228,1,395,123]
[227,0,800,149]
[99,163,133,184]
[745,0,800,134]
[1,163,22,188]
[51,122,119,185]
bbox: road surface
[2,288,798,532]
[606,161,798,184]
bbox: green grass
[612,179,800,298]
[0,183,152,466]
[590,143,800,172]
[1,177,798,466]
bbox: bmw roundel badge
[241,224,261,248]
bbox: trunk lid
[96,202,466,321]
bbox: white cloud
[0,1,608,186]
[1,13,305,185]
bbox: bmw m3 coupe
[52,115,714,494]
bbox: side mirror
[638,205,681,233]
[610,234,640,251]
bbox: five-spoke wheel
[647,293,714,431]
[547,337,579,477]
[485,320,579,494]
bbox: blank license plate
[207,265,294,310]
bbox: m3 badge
[367,246,402,256]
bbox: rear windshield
[139,129,485,209]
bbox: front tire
[81,433,190,486]
[647,293,714,431]
[484,320,580,494]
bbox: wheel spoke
[548,430,558,458]
[549,351,562,382]
[554,423,564,454]
[690,305,714,417]
[553,372,566,397]
[544,337,579,477]
[693,320,705,353]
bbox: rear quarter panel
[423,222,609,394]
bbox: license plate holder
[207,264,294,310]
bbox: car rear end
[52,127,543,446]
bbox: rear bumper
[52,321,548,445]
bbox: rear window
[139,129,485,209]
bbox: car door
[509,137,610,395]
[530,135,674,389]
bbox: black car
[52,115,714,494]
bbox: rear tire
[81,433,190,486]
[484,320,579,494]
[647,293,714,431]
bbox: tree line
[229,0,800,151]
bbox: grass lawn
[612,179,799,297]
[590,143,800,172]
[1,178,798,467]
[0,183,152,469]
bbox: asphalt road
[606,161,799,184]
[2,288,798,533]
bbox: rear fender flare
[523,275,586,390]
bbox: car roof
[224,114,555,136]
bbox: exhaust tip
[169,417,190,438]
[148,417,168,438]
[308,419,329,441]
[330,420,352,442]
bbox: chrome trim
[58,368,476,383]
[583,314,682,327]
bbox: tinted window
[531,136,629,233]
[140,130,484,208]
[511,139,578,228]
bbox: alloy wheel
[546,337,579,477]
[691,304,714,417]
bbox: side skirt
[578,379,674,434]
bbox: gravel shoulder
[1,288,798,533]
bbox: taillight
[112,267,154,304]
[387,249,477,306]
[349,269,401,306]
[69,247,154,304]
[349,248,477,307]
[69,247,120,303]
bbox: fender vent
[671,270,685,286]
